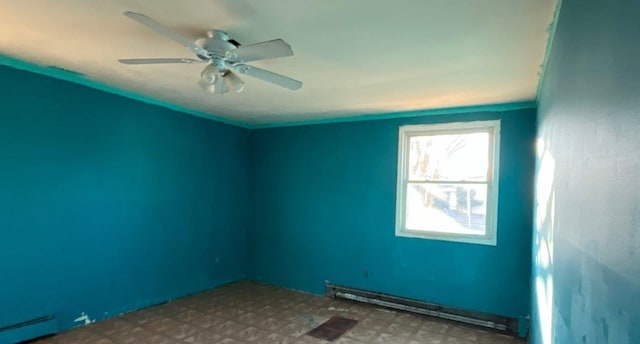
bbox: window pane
[408,132,489,182]
[405,183,487,235]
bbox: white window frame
[395,120,501,245]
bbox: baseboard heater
[325,282,519,334]
[0,315,57,344]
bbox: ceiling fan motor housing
[196,30,238,60]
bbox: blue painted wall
[248,109,536,319]
[0,65,248,337]
[532,0,640,342]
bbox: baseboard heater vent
[325,282,519,334]
[0,315,57,344]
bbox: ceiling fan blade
[224,71,245,93]
[234,64,302,90]
[118,58,204,65]
[226,39,293,63]
[214,72,229,94]
[123,11,209,57]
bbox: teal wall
[532,0,640,342]
[248,109,536,319]
[0,52,539,342]
[0,65,248,338]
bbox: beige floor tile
[29,281,524,344]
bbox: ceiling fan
[118,11,302,94]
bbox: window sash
[406,179,490,184]
[403,129,495,184]
[395,120,500,246]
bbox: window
[395,120,500,245]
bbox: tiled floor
[32,281,525,344]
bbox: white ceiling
[0,0,556,125]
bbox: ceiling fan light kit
[118,11,302,95]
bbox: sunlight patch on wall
[535,138,556,344]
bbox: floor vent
[325,282,520,334]
[0,315,57,344]
[307,316,358,341]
